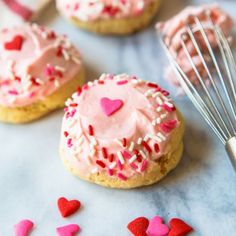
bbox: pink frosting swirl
[56,0,154,21]
[60,74,181,180]
[0,24,82,107]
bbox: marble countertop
[0,0,236,235]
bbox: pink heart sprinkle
[14,219,34,236]
[146,216,169,236]
[56,224,80,236]
[100,97,124,116]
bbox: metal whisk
[159,12,236,171]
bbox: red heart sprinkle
[127,217,149,236]
[57,197,81,218]
[4,35,24,51]
[168,218,193,236]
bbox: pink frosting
[156,4,234,87]
[56,0,154,21]
[60,74,181,180]
[0,24,82,107]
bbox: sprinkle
[69,103,78,107]
[162,103,176,112]
[142,141,152,154]
[122,151,132,159]
[117,151,125,165]
[117,173,127,181]
[137,138,142,145]
[67,138,72,148]
[55,65,66,72]
[108,169,113,176]
[117,160,123,171]
[156,97,163,105]
[102,147,108,159]
[90,149,96,157]
[98,80,105,84]
[96,160,106,168]
[157,132,166,141]
[130,163,138,170]
[91,167,98,174]
[161,114,167,119]
[160,120,177,133]
[62,49,70,60]
[147,82,158,88]
[115,139,123,147]
[109,154,114,162]
[77,86,82,95]
[154,143,160,153]
[162,90,170,96]
[129,142,135,152]
[141,160,148,172]
[117,80,128,85]
[152,120,156,126]
[156,118,161,124]
[129,155,137,163]
[152,92,161,98]
[122,138,127,147]
[88,125,94,136]
[138,149,145,158]
[143,135,149,142]
[156,107,162,112]
[148,134,162,143]
[72,57,81,64]
[165,101,174,108]
[109,162,117,169]
[64,131,69,137]
[87,81,93,87]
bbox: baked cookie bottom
[68,0,162,35]
[60,110,185,189]
[0,68,85,124]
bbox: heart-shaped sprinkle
[57,197,81,217]
[168,218,193,236]
[14,219,34,236]
[146,216,169,236]
[127,216,149,236]
[100,97,124,116]
[56,224,80,236]
[4,35,24,51]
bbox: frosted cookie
[56,0,162,35]
[156,4,234,87]
[60,74,184,189]
[0,24,84,123]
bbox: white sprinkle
[152,120,156,126]
[161,114,167,119]
[90,137,97,146]
[54,80,60,87]
[55,65,66,72]
[152,92,161,98]
[129,142,135,152]
[143,135,149,142]
[87,81,93,87]
[117,151,125,165]
[41,31,48,39]
[62,49,70,61]
[99,73,107,81]
[156,97,163,105]
[137,138,142,145]
[72,57,81,65]
[156,118,161,124]
[165,101,174,108]
[148,134,162,143]
[131,79,138,84]
[157,132,166,140]
[115,139,123,147]
[109,162,117,169]
[35,78,44,85]
[139,150,147,159]
[156,107,162,112]
[129,155,137,163]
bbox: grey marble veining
[0,0,236,235]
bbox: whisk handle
[226,137,236,172]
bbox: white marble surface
[0,0,236,235]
